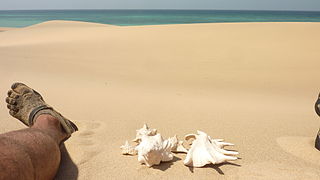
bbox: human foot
[5,82,78,137]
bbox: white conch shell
[166,135,188,153]
[184,131,238,167]
[133,124,157,143]
[135,133,174,167]
[120,141,137,155]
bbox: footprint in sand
[73,121,104,164]
[78,131,95,145]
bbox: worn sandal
[5,82,78,137]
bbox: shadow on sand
[54,143,79,180]
[188,162,241,174]
[152,156,182,171]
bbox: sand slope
[0,21,320,179]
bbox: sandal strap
[29,105,53,125]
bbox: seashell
[133,124,157,143]
[135,133,174,167]
[120,140,137,155]
[184,131,238,167]
[166,135,188,153]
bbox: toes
[11,82,26,89]
[7,90,12,96]
[8,90,19,99]
[9,91,20,99]
[10,82,43,100]
[5,97,17,105]
[7,104,18,112]
[33,89,42,98]
[9,110,17,116]
[11,82,32,94]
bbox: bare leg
[0,82,77,179]
[0,114,68,180]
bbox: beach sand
[0,27,15,32]
[0,21,319,179]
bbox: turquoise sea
[1,10,320,27]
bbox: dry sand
[0,21,320,179]
[0,27,15,32]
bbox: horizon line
[0,8,320,12]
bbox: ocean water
[0,10,320,27]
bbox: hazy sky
[1,0,320,11]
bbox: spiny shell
[135,133,174,167]
[184,131,238,167]
[120,141,137,155]
[133,124,157,143]
[166,135,188,153]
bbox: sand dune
[0,21,319,179]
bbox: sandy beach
[0,21,319,179]
[0,27,15,32]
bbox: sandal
[5,82,78,137]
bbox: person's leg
[0,82,78,180]
[0,114,68,180]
